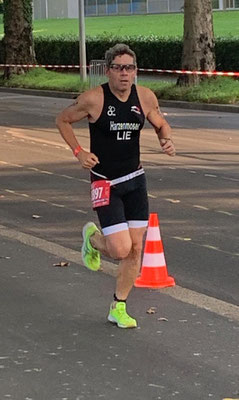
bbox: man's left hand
[160,138,176,156]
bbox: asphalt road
[0,92,239,400]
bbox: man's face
[106,54,137,92]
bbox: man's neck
[108,82,132,102]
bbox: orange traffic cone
[134,213,175,289]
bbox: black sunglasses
[110,64,136,72]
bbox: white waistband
[91,168,145,186]
[111,168,145,185]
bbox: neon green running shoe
[108,302,137,329]
[81,222,101,271]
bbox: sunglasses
[110,64,136,72]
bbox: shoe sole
[81,222,100,271]
[108,314,137,329]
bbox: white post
[45,0,48,19]
[219,0,224,9]
[78,0,87,82]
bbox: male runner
[56,43,175,329]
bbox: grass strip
[0,69,239,104]
[0,68,88,93]
[1,11,239,38]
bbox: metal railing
[89,60,107,88]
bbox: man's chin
[119,81,131,89]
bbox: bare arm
[56,92,99,169]
[139,87,176,156]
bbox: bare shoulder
[137,85,157,102]
[75,85,103,109]
[136,85,159,116]
[72,85,103,121]
[56,85,103,124]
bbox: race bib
[91,180,111,208]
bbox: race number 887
[91,180,111,208]
[91,186,103,201]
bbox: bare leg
[90,226,146,300]
[115,227,146,300]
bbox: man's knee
[107,242,131,260]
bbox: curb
[158,99,239,114]
[0,86,78,99]
[1,86,239,113]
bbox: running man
[56,43,176,329]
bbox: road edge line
[0,224,238,322]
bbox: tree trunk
[3,0,36,78]
[177,0,216,86]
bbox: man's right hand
[77,149,100,169]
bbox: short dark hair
[105,43,137,68]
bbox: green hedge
[0,35,239,71]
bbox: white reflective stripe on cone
[146,226,161,241]
[142,252,166,267]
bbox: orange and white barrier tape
[0,63,86,69]
[138,68,239,77]
[0,63,238,76]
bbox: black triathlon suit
[89,83,149,235]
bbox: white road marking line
[2,160,237,218]
[5,189,16,194]
[193,205,209,210]
[40,170,53,175]
[172,236,238,257]
[216,210,234,216]
[160,285,239,323]
[60,174,74,180]
[204,174,217,178]
[165,198,180,203]
[0,224,238,322]
[0,160,89,184]
[189,170,197,174]
[222,177,239,182]
[76,209,87,214]
[28,167,39,171]
[172,236,192,241]
[50,203,65,208]
[4,189,87,214]
[202,245,220,251]
[0,161,23,168]
[6,129,68,149]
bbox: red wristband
[73,145,82,157]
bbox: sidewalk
[1,86,239,113]
[1,224,239,400]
